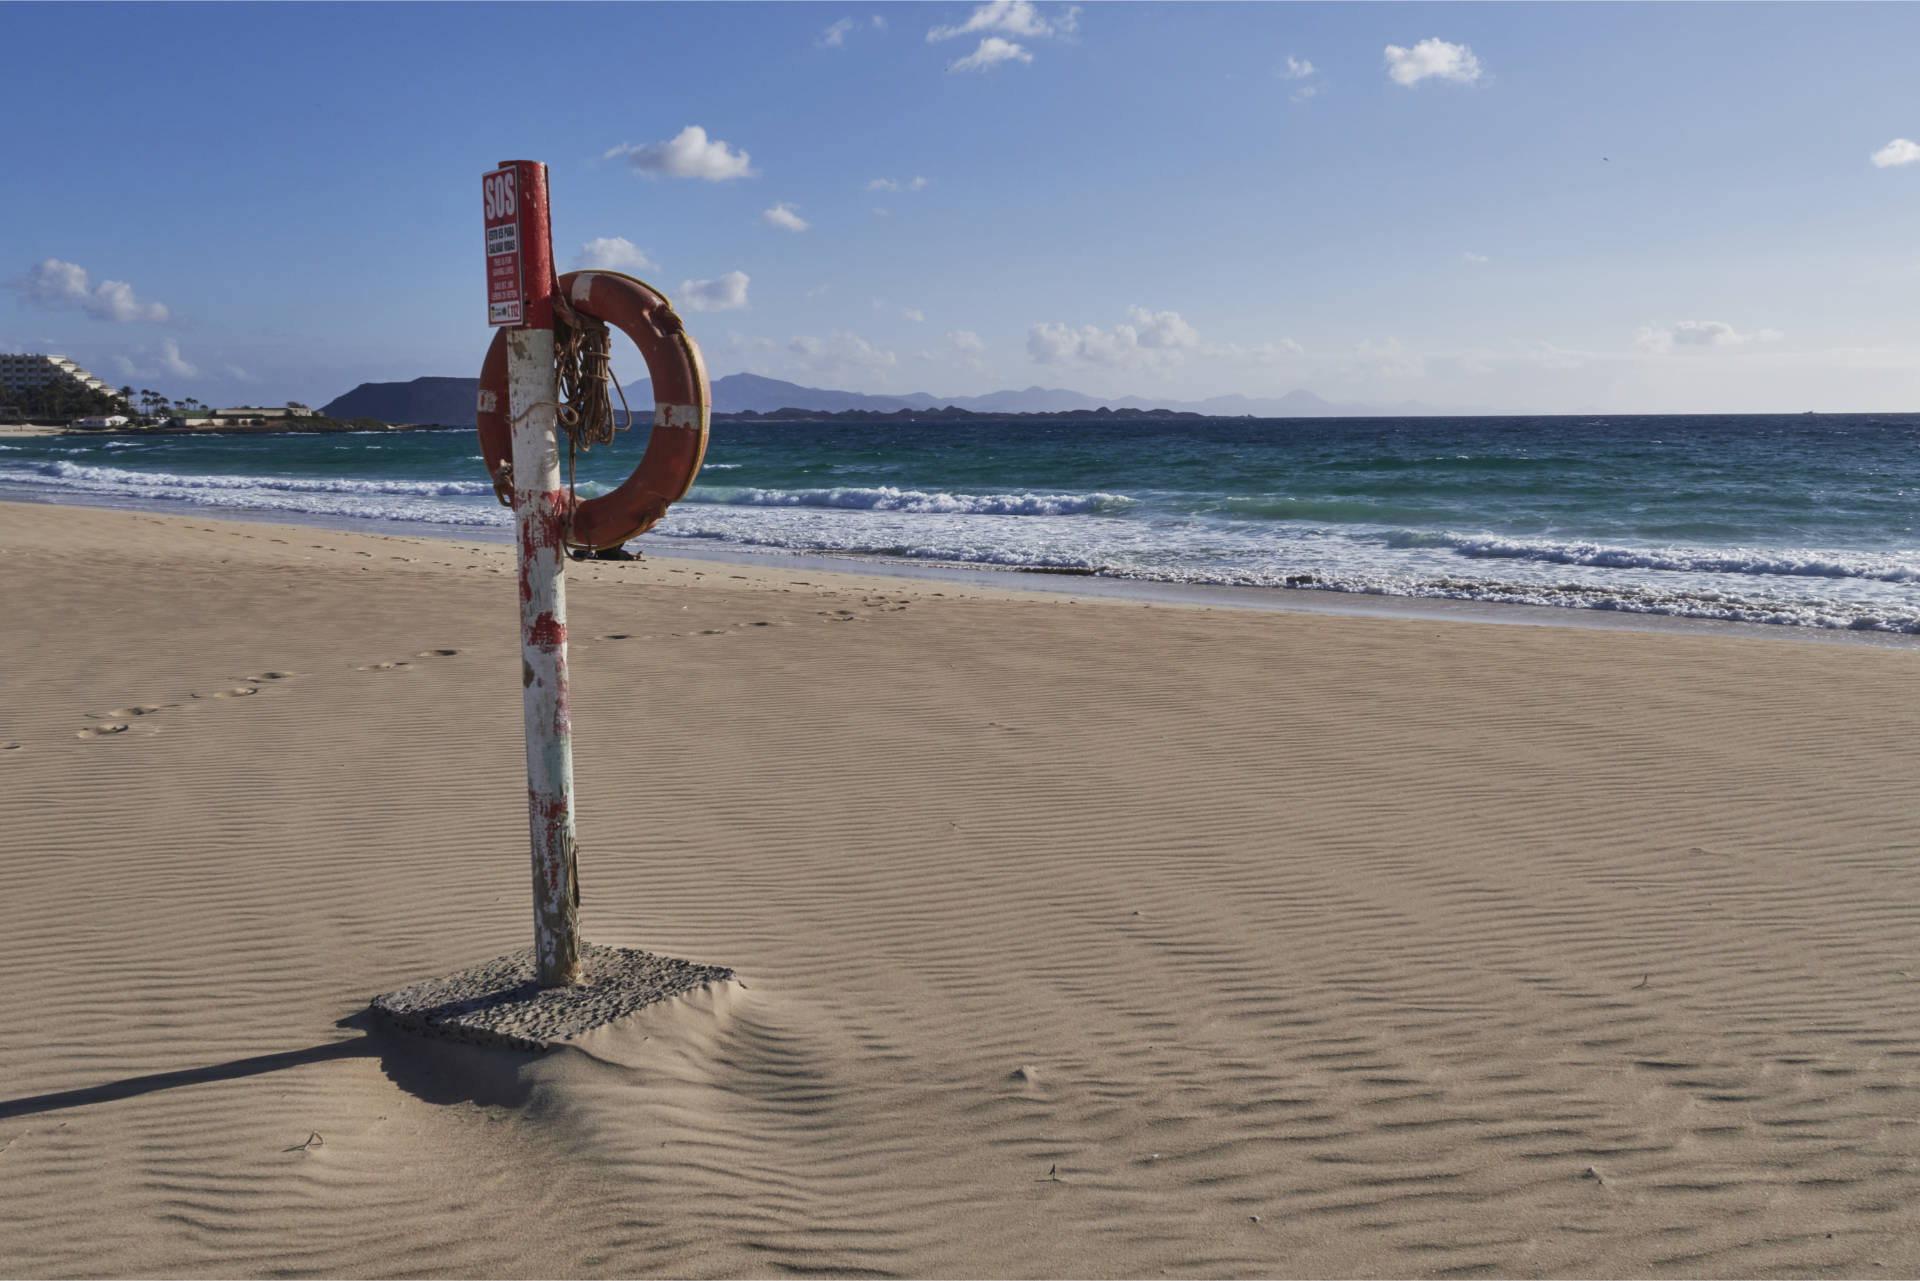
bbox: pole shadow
[0,1034,376,1121]
[0,1011,543,1122]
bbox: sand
[2,498,1918,1279]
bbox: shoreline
[4,486,1916,652]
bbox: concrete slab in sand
[371,942,735,1053]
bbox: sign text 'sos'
[484,166,525,327]
[483,170,517,221]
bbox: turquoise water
[3,414,1917,631]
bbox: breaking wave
[0,460,496,498]
[688,485,1130,516]
[1381,529,1920,584]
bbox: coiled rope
[489,292,634,519]
[552,291,633,537]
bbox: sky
[5,1,1920,413]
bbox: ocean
[3,413,1917,633]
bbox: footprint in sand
[76,723,130,739]
[358,650,454,672]
[212,687,258,699]
[109,705,166,719]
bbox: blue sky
[5,1,1920,412]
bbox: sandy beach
[3,497,1919,1279]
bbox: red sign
[484,166,523,326]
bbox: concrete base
[371,942,734,1053]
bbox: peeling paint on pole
[509,328,582,988]
[493,159,582,989]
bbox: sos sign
[484,166,524,326]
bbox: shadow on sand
[0,1011,545,1121]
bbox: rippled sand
[3,501,1918,1279]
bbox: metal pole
[497,159,582,987]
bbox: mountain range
[321,372,1480,426]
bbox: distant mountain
[632,374,1468,418]
[322,377,477,426]
[1189,389,1343,416]
[321,370,1488,426]
[694,373,937,415]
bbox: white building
[74,415,131,430]
[0,353,119,399]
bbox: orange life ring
[477,270,710,550]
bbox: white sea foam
[4,443,1915,635]
[1383,529,1920,584]
[5,460,495,499]
[0,459,507,529]
[690,485,1128,516]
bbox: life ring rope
[477,271,711,549]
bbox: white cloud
[904,308,925,322]
[789,329,898,375]
[1870,138,1920,168]
[19,258,170,323]
[1279,55,1314,79]
[1213,337,1305,363]
[157,339,197,378]
[932,0,1075,70]
[816,16,889,49]
[1354,338,1424,379]
[1384,38,1483,87]
[948,36,1033,71]
[1027,305,1201,368]
[1290,85,1318,104]
[1634,320,1783,355]
[605,126,755,181]
[90,280,170,324]
[224,363,254,382]
[727,331,780,354]
[112,338,200,380]
[867,176,928,192]
[1463,251,1490,265]
[929,329,986,370]
[763,202,810,231]
[679,271,751,312]
[23,259,91,305]
[927,0,1075,42]
[574,237,656,271]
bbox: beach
[4,497,1919,1278]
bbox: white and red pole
[484,159,581,987]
